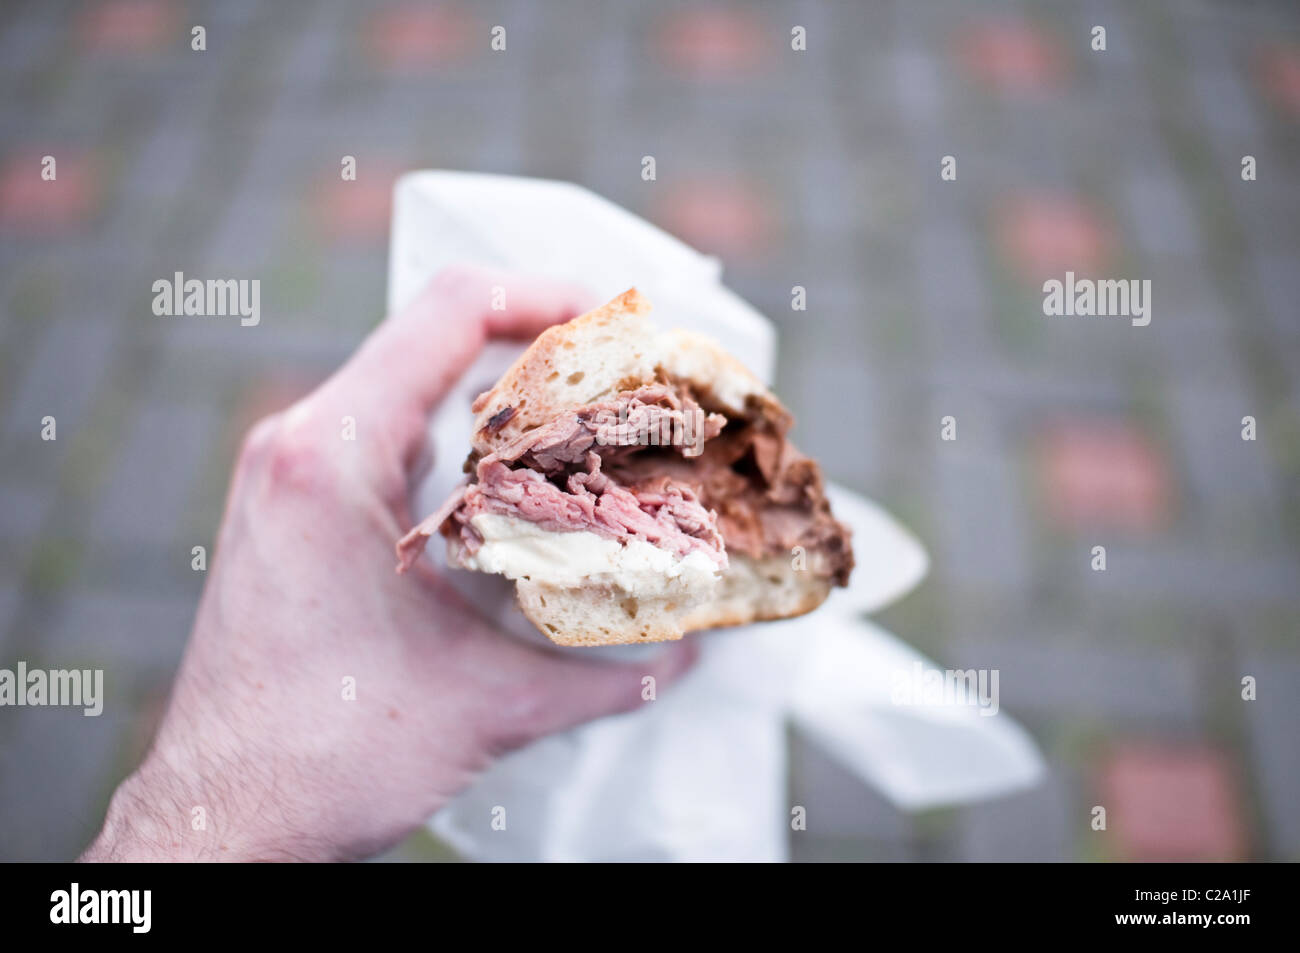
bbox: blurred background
[1,0,1298,862]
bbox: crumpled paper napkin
[388,171,1044,861]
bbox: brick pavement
[0,0,1297,861]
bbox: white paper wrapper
[388,171,1045,861]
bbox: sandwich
[396,288,854,646]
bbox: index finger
[332,265,595,418]
[289,266,594,506]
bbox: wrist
[82,763,211,861]
[82,752,336,863]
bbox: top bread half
[469,288,775,458]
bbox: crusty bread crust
[680,552,834,632]
[516,580,699,647]
[517,553,833,647]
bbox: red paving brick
[77,0,177,55]
[652,177,775,260]
[957,20,1068,93]
[1100,742,1249,861]
[997,193,1114,283]
[0,151,100,231]
[655,8,767,78]
[311,163,402,243]
[1256,44,1300,118]
[364,3,474,70]
[1037,419,1173,534]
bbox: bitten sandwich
[396,288,853,646]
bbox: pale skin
[80,267,698,862]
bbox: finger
[303,265,594,497]
[499,640,701,746]
[329,265,594,421]
[482,271,600,341]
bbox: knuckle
[265,427,330,494]
[236,415,281,470]
[241,407,337,496]
[428,263,488,307]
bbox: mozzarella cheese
[462,513,723,594]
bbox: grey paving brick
[1251,251,1300,345]
[789,729,912,844]
[88,404,219,548]
[0,585,20,658]
[1241,653,1300,860]
[0,482,55,542]
[1,318,117,452]
[890,48,944,131]
[956,761,1074,862]
[42,586,193,690]
[199,188,293,272]
[0,15,61,81]
[1121,169,1202,260]
[0,703,130,861]
[948,635,1204,726]
[780,333,880,486]
[1178,14,1265,143]
[928,402,1030,594]
[118,120,208,208]
[1088,544,1300,611]
[1165,381,1284,540]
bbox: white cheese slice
[462,512,723,595]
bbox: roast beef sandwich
[396,288,853,646]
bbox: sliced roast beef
[604,401,854,586]
[397,385,729,573]
[400,377,853,588]
[395,482,467,572]
[442,458,726,562]
[475,384,725,472]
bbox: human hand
[81,267,699,862]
